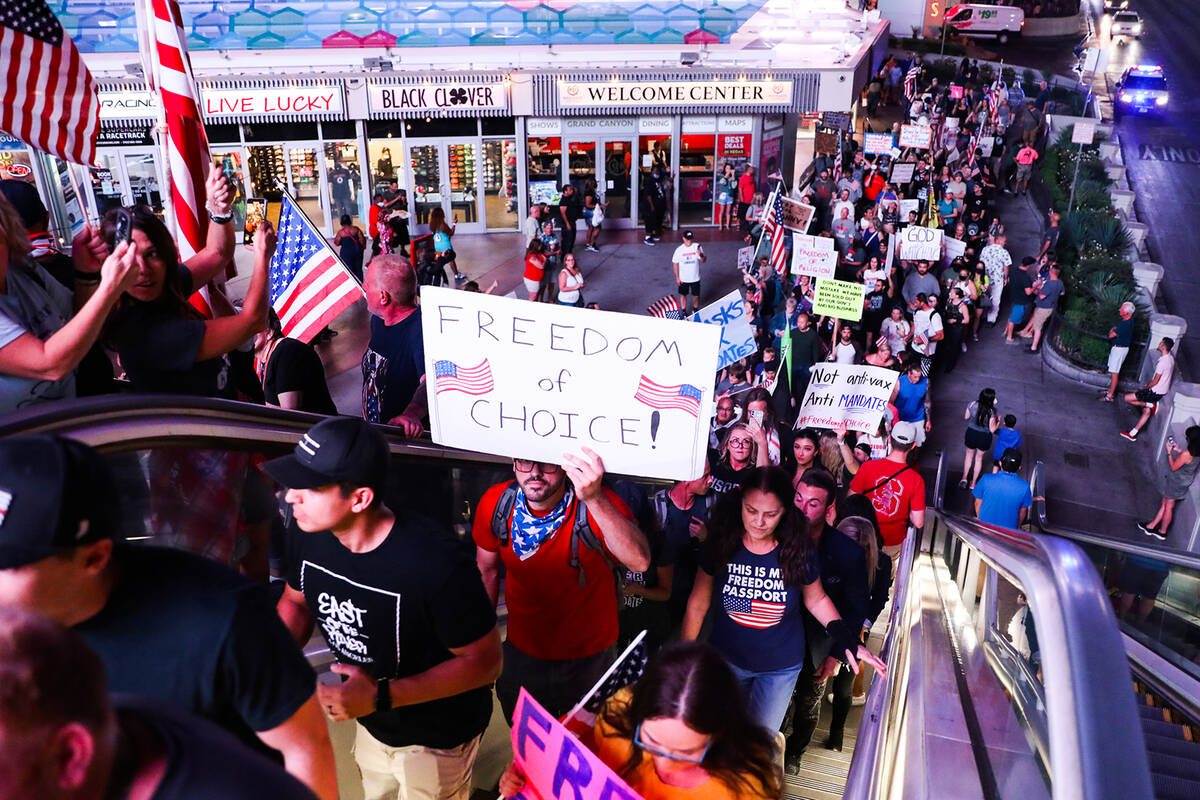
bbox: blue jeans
[728,661,804,733]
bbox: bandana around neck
[510,486,573,561]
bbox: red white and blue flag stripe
[903,64,920,101]
[433,359,494,395]
[724,594,786,629]
[634,376,701,417]
[270,192,363,343]
[646,295,684,320]
[760,189,789,277]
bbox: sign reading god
[510,688,645,800]
[421,288,720,481]
[812,278,866,322]
[797,364,900,433]
[692,290,756,371]
[898,225,943,261]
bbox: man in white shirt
[523,205,542,246]
[911,293,943,376]
[1121,337,1176,442]
[672,229,707,314]
[979,233,1012,324]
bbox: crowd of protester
[0,52,1179,800]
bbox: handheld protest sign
[811,278,866,322]
[890,162,916,184]
[737,246,754,271]
[797,364,899,433]
[791,234,837,280]
[898,124,932,150]
[898,225,943,261]
[691,290,756,371]
[779,196,815,233]
[863,132,894,155]
[421,288,720,481]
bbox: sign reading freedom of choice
[510,688,644,800]
[691,290,756,372]
[812,277,866,322]
[420,287,720,481]
[797,364,900,434]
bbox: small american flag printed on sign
[634,376,701,417]
[724,594,786,629]
[434,359,494,395]
[646,295,684,320]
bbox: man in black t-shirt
[269,417,501,800]
[0,436,337,800]
[0,607,317,800]
[558,183,582,255]
[361,255,425,437]
[329,163,355,220]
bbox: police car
[1115,65,1168,118]
[1102,0,1129,11]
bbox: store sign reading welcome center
[558,79,793,108]
[367,81,508,114]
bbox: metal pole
[1067,139,1083,213]
[940,15,948,56]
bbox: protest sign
[950,83,964,100]
[978,136,995,158]
[421,287,720,481]
[779,196,815,233]
[812,278,865,322]
[796,364,899,434]
[899,198,919,220]
[511,688,645,800]
[898,124,932,149]
[737,246,754,271]
[692,290,757,371]
[889,162,916,184]
[945,116,960,129]
[822,111,852,131]
[943,235,966,263]
[898,225,943,261]
[863,132,894,155]
[814,130,838,155]
[792,234,837,280]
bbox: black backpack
[489,481,624,590]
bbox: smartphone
[112,208,133,245]
[1168,435,1177,450]
[749,409,764,426]
[243,197,265,245]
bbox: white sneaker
[852,693,867,706]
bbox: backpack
[651,489,716,540]
[489,481,624,590]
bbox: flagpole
[562,630,647,726]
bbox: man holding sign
[474,448,650,722]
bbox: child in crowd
[992,414,1022,473]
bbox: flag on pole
[760,188,789,278]
[903,64,920,101]
[0,0,99,166]
[270,191,363,344]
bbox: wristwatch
[375,679,392,713]
[208,208,233,225]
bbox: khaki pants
[354,724,481,800]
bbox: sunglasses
[634,724,711,764]
[513,459,562,474]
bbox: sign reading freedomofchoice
[420,287,720,482]
[558,79,794,108]
[797,364,899,434]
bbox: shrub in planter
[1079,335,1112,365]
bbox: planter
[1099,141,1120,162]
[1132,261,1164,301]
[1104,161,1126,183]
[1125,221,1148,252]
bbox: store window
[247,145,285,202]
[484,139,518,230]
[638,134,671,228]
[211,150,247,234]
[0,135,36,186]
[527,136,561,205]
[89,152,126,216]
[678,134,714,226]
[324,141,362,228]
[366,122,404,205]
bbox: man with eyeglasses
[709,397,740,449]
[474,447,651,722]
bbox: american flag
[647,295,684,320]
[634,375,702,417]
[724,594,787,629]
[986,78,1004,127]
[760,189,789,277]
[583,638,648,714]
[270,192,363,343]
[433,359,494,395]
[0,0,98,166]
[903,64,920,101]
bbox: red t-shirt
[368,204,381,239]
[472,483,632,660]
[848,458,927,546]
[523,254,545,283]
[864,174,886,203]
[738,173,756,204]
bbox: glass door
[446,141,482,233]
[122,149,163,214]
[323,142,362,229]
[483,139,519,231]
[283,143,327,234]
[600,139,633,225]
[407,140,484,235]
[409,143,442,230]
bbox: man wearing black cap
[270,417,501,800]
[973,448,1032,529]
[0,435,338,799]
[0,178,73,289]
[672,229,706,315]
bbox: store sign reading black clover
[369,82,507,113]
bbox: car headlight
[1157,95,1168,105]
[1134,24,1142,31]
[1120,92,1131,102]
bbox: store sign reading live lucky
[797,364,900,434]
[558,79,794,108]
[368,81,508,114]
[420,288,720,481]
[202,86,345,117]
[510,689,644,800]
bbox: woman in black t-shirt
[104,206,275,398]
[709,422,769,496]
[254,309,337,415]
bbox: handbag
[591,204,605,225]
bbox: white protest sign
[898,225,943,261]
[978,136,996,158]
[863,132,894,155]
[943,235,967,263]
[797,363,899,434]
[691,290,757,371]
[791,233,838,280]
[899,198,919,220]
[899,124,933,149]
[890,162,916,184]
[1072,121,1096,145]
[421,287,720,481]
[737,246,754,271]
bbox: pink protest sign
[510,688,645,800]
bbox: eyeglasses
[634,723,711,764]
[727,438,753,448]
[513,459,562,474]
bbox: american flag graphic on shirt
[724,594,787,629]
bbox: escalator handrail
[928,452,1154,800]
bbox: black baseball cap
[0,436,121,570]
[0,179,48,229]
[1001,447,1023,472]
[683,229,694,239]
[264,417,389,492]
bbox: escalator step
[1140,705,1174,722]
[1145,733,1200,761]
[1152,772,1200,800]
[1143,719,1191,740]
[1149,751,1200,782]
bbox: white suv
[1111,10,1142,39]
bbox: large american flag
[724,594,787,629]
[760,189,789,277]
[270,192,363,343]
[433,359,494,395]
[0,0,98,166]
[634,376,701,417]
[903,64,920,101]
